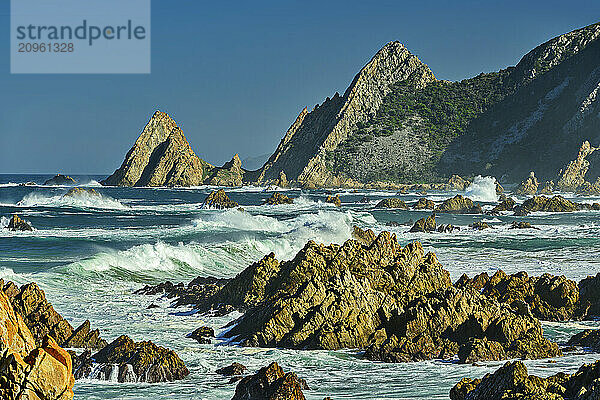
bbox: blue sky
[1,0,599,174]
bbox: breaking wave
[465,176,498,203]
[15,191,127,210]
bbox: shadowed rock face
[556,141,598,191]
[1,280,106,350]
[231,362,307,400]
[568,329,600,351]
[450,360,600,400]
[6,214,33,231]
[0,289,74,400]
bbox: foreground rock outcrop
[0,288,74,400]
[231,362,307,400]
[6,214,33,231]
[1,280,106,349]
[450,360,600,400]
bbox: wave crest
[465,176,498,203]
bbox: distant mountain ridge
[103,22,600,188]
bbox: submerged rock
[92,335,189,383]
[231,362,307,400]
[0,280,106,349]
[437,224,457,233]
[216,362,247,377]
[409,214,436,232]
[189,326,214,344]
[0,289,75,400]
[455,270,580,322]
[514,171,539,195]
[325,194,341,207]
[412,198,435,210]
[62,187,100,198]
[509,221,539,230]
[436,195,482,214]
[470,221,492,230]
[263,192,294,205]
[6,214,33,231]
[567,329,600,352]
[44,174,76,185]
[450,360,600,400]
[375,198,408,209]
[203,189,239,209]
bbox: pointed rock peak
[222,153,242,170]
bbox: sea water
[1,174,599,399]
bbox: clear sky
[1,0,599,174]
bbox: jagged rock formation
[44,174,76,185]
[203,189,239,209]
[1,280,106,349]
[470,221,491,230]
[454,270,580,321]
[514,172,539,195]
[263,192,294,205]
[579,273,600,317]
[491,197,515,213]
[0,288,74,400]
[412,198,435,209]
[375,198,408,209]
[409,214,436,232]
[435,195,482,214]
[6,214,33,231]
[556,141,598,191]
[450,360,600,400]
[513,195,580,215]
[351,226,376,246]
[509,221,539,230]
[74,335,189,383]
[255,41,436,187]
[102,111,245,187]
[255,22,600,187]
[188,326,214,344]
[62,187,100,198]
[231,362,307,400]
[216,362,247,377]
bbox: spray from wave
[465,176,498,203]
[16,191,127,210]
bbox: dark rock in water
[62,187,100,198]
[579,273,600,318]
[70,349,94,380]
[409,214,436,232]
[18,181,36,186]
[509,221,539,230]
[385,221,401,227]
[147,303,159,309]
[263,192,294,205]
[567,329,600,352]
[92,335,189,383]
[375,198,408,209]
[6,214,33,231]
[44,174,76,185]
[450,360,600,400]
[515,171,539,195]
[216,362,247,377]
[0,280,106,349]
[437,224,457,233]
[470,221,492,230]
[134,276,230,309]
[358,196,370,203]
[436,195,482,214]
[590,202,600,210]
[189,326,214,344]
[455,270,580,322]
[223,232,452,351]
[351,226,376,246]
[203,189,239,209]
[231,362,307,400]
[412,198,435,210]
[491,197,515,213]
[325,194,341,207]
[364,286,560,364]
[517,195,580,214]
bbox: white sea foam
[465,176,498,203]
[15,191,127,210]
